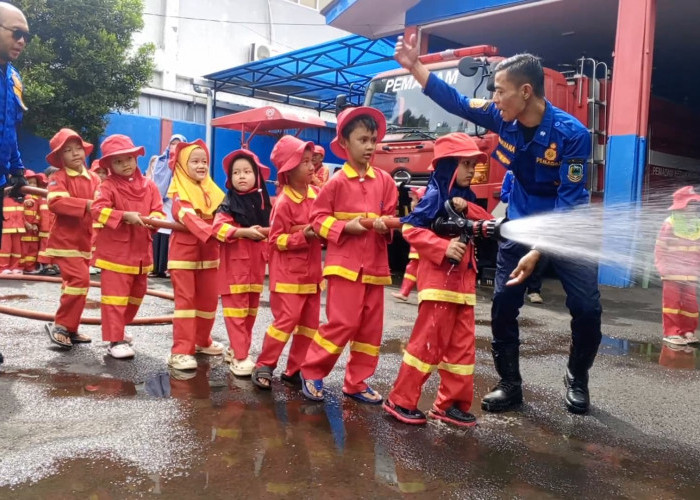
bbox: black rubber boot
[481,344,523,412]
[564,343,598,414]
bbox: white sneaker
[528,292,543,304]
[195,340,225,356]
[1,269,12,275]
[107,342,135,359]
[230,356,255,377]
[124,332,134,345]
[168,353,197,370]
[89,266,101,275]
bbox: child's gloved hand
[445,237,467,262]
[122,211,145,226]
[344,217,368,235]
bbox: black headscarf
[217,153,271,227]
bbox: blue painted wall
[406,0,526,25]
[18,112,338,194]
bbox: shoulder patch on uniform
[567,162,584,183]
[468,98,491,110]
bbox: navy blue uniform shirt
[0,62,26,186]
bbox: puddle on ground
[599,334,700,370]
[1,364,698,499]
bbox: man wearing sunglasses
[0,2,30,367]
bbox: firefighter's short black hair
[494,53,545,98]
[341,116,379,139]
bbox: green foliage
[12,0,154,148]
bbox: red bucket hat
[222,149,271,190]
[428,133,488,171]
[100,134,145,168]
[90,159,104,173]
[270,135,314,177]
[313,145,325,156]
[668,186,700,210]
[330,106,386,160]
[45,128,94,168]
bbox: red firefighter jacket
[2,196,25,233]
[267,185,323,294]
[168,195,220,272]
[91,177,165,274]
[310,163,398,284]
[46,167,101,258]
[21,195,40,243]
[212,210,267,296]
[654,218,700,281]
[402,201,493,305]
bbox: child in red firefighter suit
[44,128,101,349]
[37,169,57,275]
[167,139,226,371]
[391,187,426,302]
[91,135,165,359]
[300,106,398,403]
[384,132,493,427]
[89,159,107,274]
[251,135,322,389]
[0,185,26,274]
[212,149,271,377]
[311,145,330,188]
[654,186,700,347]
[19,170,43,273]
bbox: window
[284,0,334,11]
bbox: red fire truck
[362,45,609,214]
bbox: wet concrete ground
[0,275,698,499]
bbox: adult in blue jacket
[0,3,30,366]
[395,34,602,414]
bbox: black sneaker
[383,399,427,425]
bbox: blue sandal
[301,377,324,402]
[343,386,383,405]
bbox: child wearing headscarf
[655,186,700,347]
[167,139,226,371]
[44,128,101,349]
[91,134,165,359]
[212,149,271,377]
[391,186,426,302]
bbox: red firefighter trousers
[301,275,384,394]
[388,301,476,413]
[171,268,218,355]
[221,291,260,360]
[662,280,699,336]
[20,236,39,271]
[100,269,148,342]
[53,256,90,332]
[0,233,22,271]
[398,259,418,296]
[256,291,320,375]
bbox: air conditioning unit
[250,43,272,62]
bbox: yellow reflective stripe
[20,236,39,242]
[40,204,49,210]
[296,326,317,338]
[228,284,264,294]
[273,282,318,294]
[174,309,196,318]
[223,307,248,318]
[408,252,419,260]
[267,325,291,343]
[312,332,343,355]
[47,191,70,200]
[101,295,129,306]
[216,223,234,242]
[402,223,414,232]
[92,222,104,229]
[46,248,91,259]
[323,265,358,281]
[95,259,151,275]
[662,307,699,318]
[168,259,219,270]
[318,216,337,239]
[333,211,380,220]
[215,428,241,439]
[39,232,50,237]
[1,228,24,233]
[276,233,289,251]
[350,341,380,357]
[417,289,476,305]
[128,296,143,306]
[361,274,392,285]
[662,275,698,281]
[24,210,37,216]
[248,307,258,316]
[3,206,25,212]
[63,286,88,296]
[0,252,19,257]
[403,273,416,282]
[97,208,113,225]
[438,361,475,376]
[402,350,436,374]
[196,310,216,319]
[178,207,196,222]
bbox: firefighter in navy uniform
[395,35,602,414]
[0,4,32,367]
